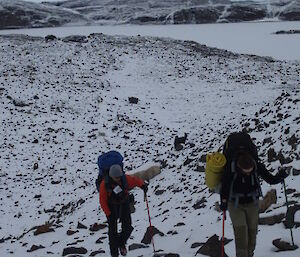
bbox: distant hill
[1,0,300,29]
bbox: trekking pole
[145,194,156,252]
[222,210,226,257]
[282,179,295,246]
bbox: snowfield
[0,33,299,257]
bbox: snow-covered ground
[0,30,299,257]
[1,21,300,61]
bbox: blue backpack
[95,151,127,192]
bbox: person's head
[236,152,255,175]
[109,164,123,183]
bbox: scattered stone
[259,189,277,213]
[45,35,57,42]
[77,222,87,229]
[141,226,164,244]
[128,97,139,104]
[128,243,149,251]
[34,223,55,235]
[62,35,88,43]
[259,213,285,225]
[191,242,203,248]
[174,133,187,151]
[90,249,105,256]
[196,234,232,256]
[27,244,45,252]
[267,148,277,162]
[292,168,300,176]
[193,197,207,209]
[275,29,300,35]
[33,163,38,170]
[89,223,106,232]
[67,230,78,236]
[284,205,300,229]
[62,247,88,256]
[272,238,299,251]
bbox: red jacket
[99,174,144,217]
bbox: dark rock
[128,243,149,251]
[183,157,194,166]
[33,162,39,170]
[275,29,300,35]
[279,2,300,21]
[62,35,88,43]
[200,154,206,163]
[154,189,165,196]
[32,139,39,143]
[141,226,164,244]
[258,213,285,225]
[193,197,207,209]
[224,4,266,22]
[267,148,277,162]
[89,223,106,232]
[287,134,299,150]
[278,151,293,165]
[27,245,45,252]
[77,222,87,229]
[284,205,300,229]
[90,249,105,256]
[168,7,220,24]
[51,180,61,184]
[34,223,55,235]
[196,234,231,256]
[128,97,139,104]
[174,222,185,227]
[45,34,57,42]
[174,133,187,151]
[292,168,300,176]
[272,238,299,251]
[195,165,205,172]
[67,230,78,235]
[62,247,88,256]
[191,242,203,248]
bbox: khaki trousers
[228,201,259,257]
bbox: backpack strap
[103,168,112,193]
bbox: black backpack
[223,131,258,164]
[223,132,262,205]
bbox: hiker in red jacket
[99,164,148,257]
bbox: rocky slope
[0,0,300,29]
[0,0,86,29]
[0,33,299,256]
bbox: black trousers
[108,201,134,256]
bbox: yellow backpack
[205,152,226,191]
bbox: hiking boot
[111,255,118,257]
[119,246,127,256]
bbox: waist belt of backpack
[231,192,260,207]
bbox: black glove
[142,182,148,194]
[278,168,289,180]
[220,200,228,211]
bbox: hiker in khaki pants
[220,150,288,257]
[228,202,258,257]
